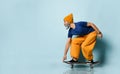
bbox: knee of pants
[81,44,86,49]
[71,40,80,45]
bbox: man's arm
[63,38,71,62]
[87,22,103,38]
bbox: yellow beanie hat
[64,13,73,24]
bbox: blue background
[0,0,120,74]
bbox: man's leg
[81,31,97,61]
[70,37,84,61]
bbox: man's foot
[68,59,78,63]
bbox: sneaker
[68,59,78,63]
[88,60,94,64]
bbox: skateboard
[63,61,99,69]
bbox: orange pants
[70,31,97,61]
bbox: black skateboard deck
[63,61,99,68]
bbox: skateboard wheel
[90,64,93,69]
[71,64,73,68]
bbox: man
[62,13,103,63]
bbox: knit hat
[64,13,73,24]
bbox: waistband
[72,31,97,38]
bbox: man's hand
[97,32,103,38]
[63,55,67,62]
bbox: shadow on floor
[94,38,111,67]
[63,68,94,74]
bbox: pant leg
[70,37,84,60]
[81,31,97,61]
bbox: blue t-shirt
[68,21,94,38]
